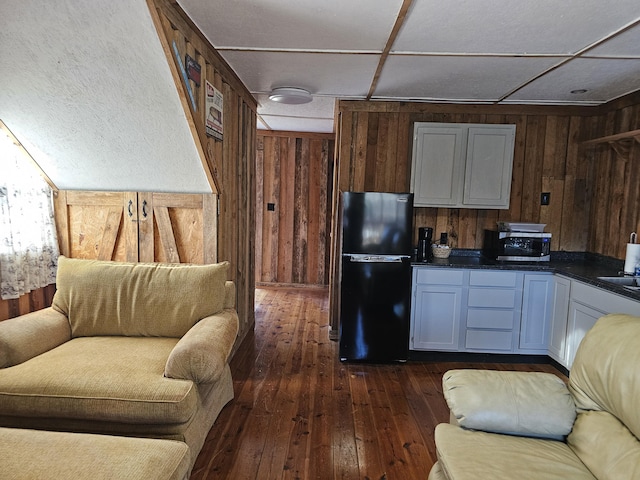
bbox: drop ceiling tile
[508,57,640,103]
[374,55,562,101]
[220,50,378,97]
[586,24,640,57]
[394,0,640,54]
[179,0,403,51]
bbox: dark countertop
[412,250,640,302]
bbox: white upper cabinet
[411,123,516,209]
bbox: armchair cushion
[165,309,239,383]
[443,369,575,439]
[433,423,596,480]
[0,336,197,426]
[52,256,230,337]
[0,308,71,368]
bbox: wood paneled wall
[335,103,595,252]
[256,131,335,286]
[586,102,640,259]
[149,0,256,342]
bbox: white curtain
[0,133,59,300]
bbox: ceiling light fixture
[268,87,312,105]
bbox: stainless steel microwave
[483,230,552,262]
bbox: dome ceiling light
[268,87,312,104]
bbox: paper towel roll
[624,243,640,274]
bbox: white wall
[0,0,211,193]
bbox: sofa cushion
[567,410,640,480]
[0,337,198,425]
[443,369,575,439]
[434,423,596,480]
[569,314,640,440]
[0,427,190,480]
[52,256,229,337]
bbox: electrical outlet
[541,192,550,205]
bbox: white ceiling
[179,0,640,133]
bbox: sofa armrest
[0,307,71,368]
[224,281,235,309]
[164,309,239,383]
[443,369,576,439]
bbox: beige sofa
[0,256,239,475]
[429,313,640,480]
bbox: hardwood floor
[191,287,565,480]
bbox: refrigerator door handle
[345,254,410,263]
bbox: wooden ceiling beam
[366,0,414,100]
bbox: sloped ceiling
[179,0,640,133]
[0,0,212,193]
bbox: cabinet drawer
[415,268,464,285]
[469,271,518,287]
[468,288,517,308]
[467,308,515,329]
[466,330,513,351]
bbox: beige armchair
[0,256,239,475]
[429,313,640,480]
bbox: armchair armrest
[443,369,576,439]
[164,309,239,383]
[0,307,71,368]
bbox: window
[0,122,59,300]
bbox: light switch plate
[541,192,550,205]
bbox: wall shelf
[581,129,640,158]
[582,129,640,146]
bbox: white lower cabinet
[547,276,571,365]
[410,267,640,364]
[411,267,552,354]
[518,273,554,353]
[565,300,606,368]
[563,279,640,369]
[465,270,521,352]
[410,268,464,351]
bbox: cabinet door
[566,300,606,369]
[137,193,217,264]
[548,276,571,365]
[519,274,553,352]
[411,284,462,351]
[463,126,515,208]
[411,124,465,207]
[54,190,139,262]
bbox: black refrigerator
[339,192,413,363]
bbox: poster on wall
[206,80,223,141]
[185,54,201,87]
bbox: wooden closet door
[137,192,217,264]
[54,191,138,262]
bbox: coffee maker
[417,227,433,262]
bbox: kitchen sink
[596,276,638,287]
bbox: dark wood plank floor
[191,287,565,480]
